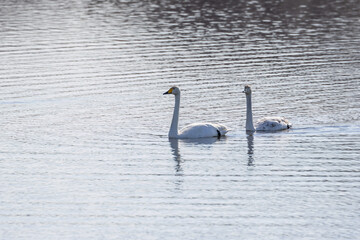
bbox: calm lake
[0,0,359,239]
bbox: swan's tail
[216,124,229,136]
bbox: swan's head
[163,86,180,96]
[243,85,252,95]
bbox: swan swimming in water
[243,85,292,131]
[163,86,229,139]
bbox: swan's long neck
[245,93,255,131]
[169,93,180,138]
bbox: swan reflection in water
[246,131,255,166]
[169,135,254,168]
[169,138,182,173]
[169,137,219,173]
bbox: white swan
[243,85,292,131]
[163,86,229,139]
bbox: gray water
[1,0,360,239]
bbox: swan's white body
[255,117,292,131]
[177,123,228,139]
[243,85,292,131]
[164,87,229,139]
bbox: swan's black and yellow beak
[163,88,173,95]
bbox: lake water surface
[0,0,359,239]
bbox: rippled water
[1,0,359,239]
